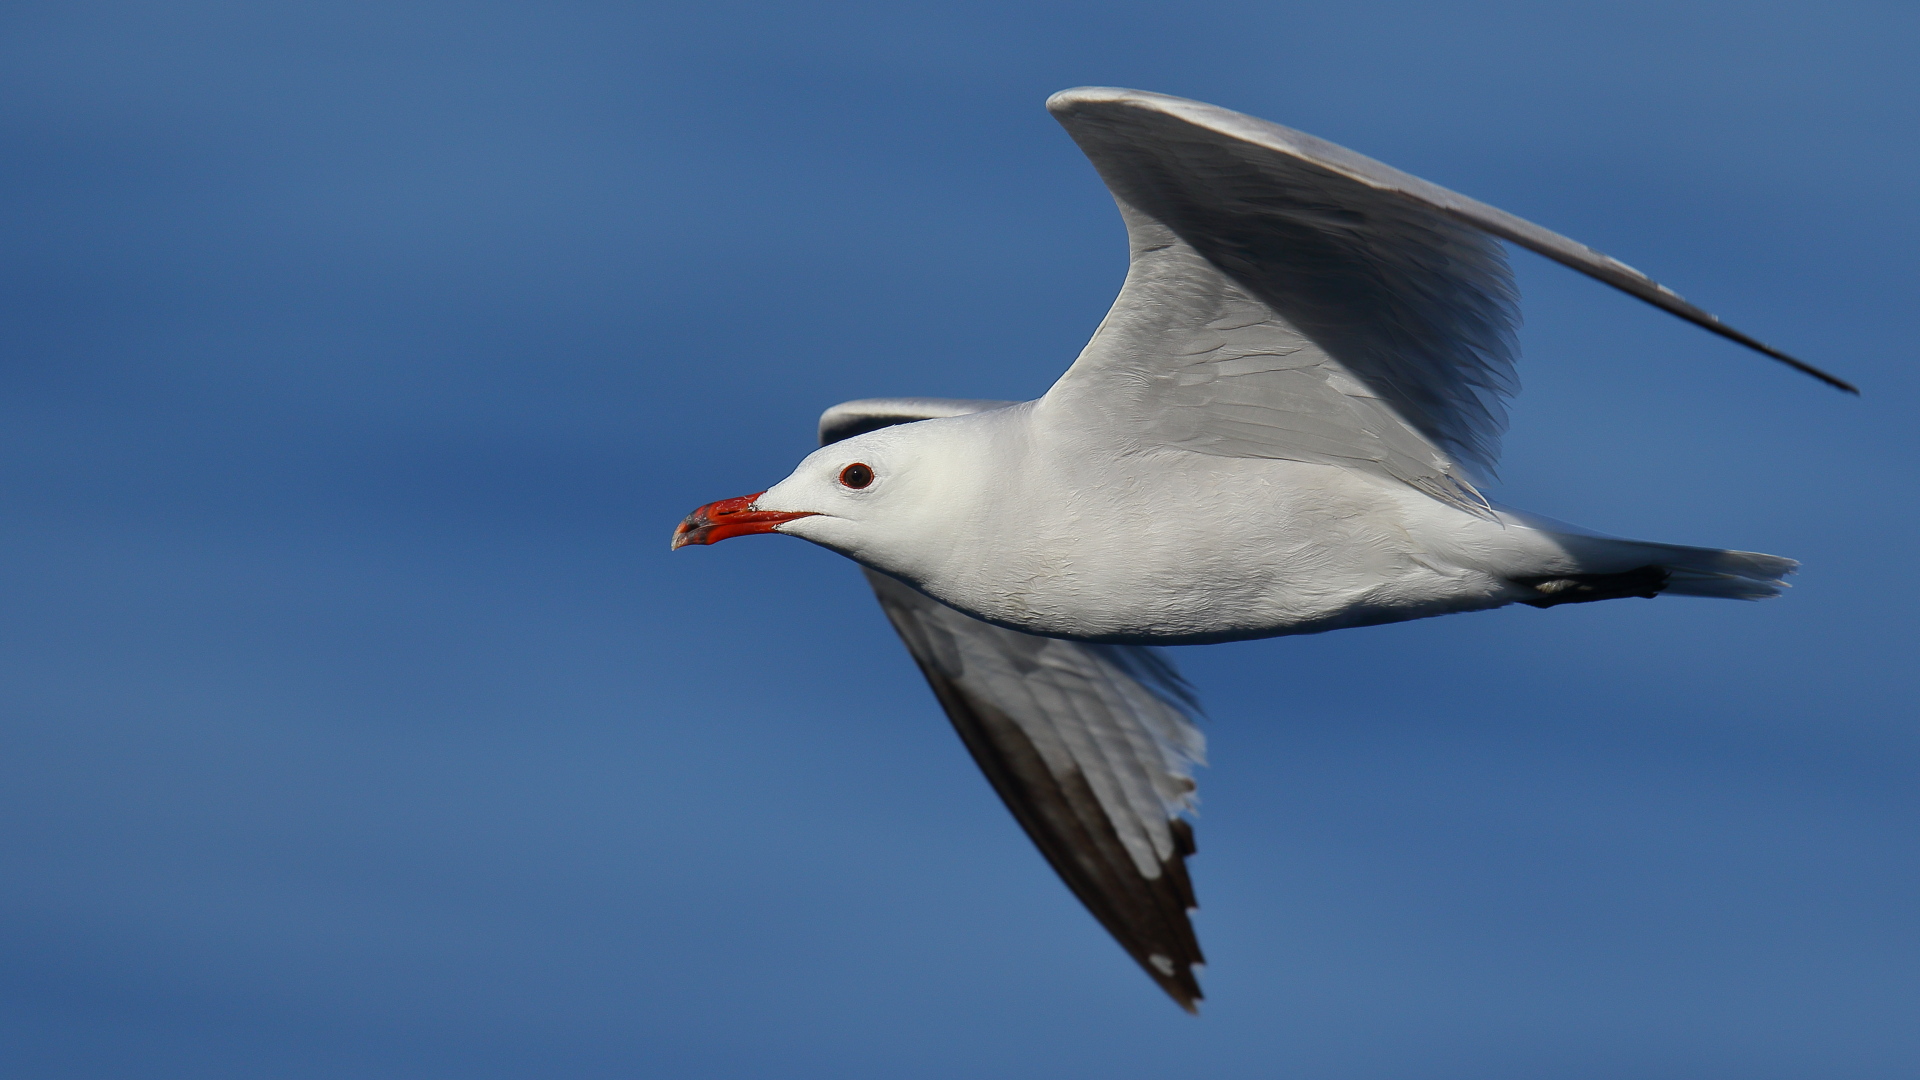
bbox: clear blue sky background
[1,3,1914,1077]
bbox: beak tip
[671,491,802,550]
[670,513,711,550]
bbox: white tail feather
[1497,507,1797,601]
[1627,543,1797,600]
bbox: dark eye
[839,463,874,489]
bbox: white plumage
[673,88,1846,1010]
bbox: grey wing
[1043,88,1852,510]
[864,567,1208,1011]
[822,398,1208,1011]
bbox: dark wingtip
[1634,291,1858,394]
[1773,348,1860,395]
[1159,968,1204,1014]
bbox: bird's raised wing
[822,399,1209,1011]
[1042,87,1852,511]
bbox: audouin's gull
[671,88,1852,1011]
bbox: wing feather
[864,568,1207,1010]
[1041,88,1852,514]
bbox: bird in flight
[672,88,1851,1011]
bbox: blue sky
[0,2,1915,1077]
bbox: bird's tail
[1614,542,1796,600]
[1496,508,1796,605]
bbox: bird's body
[769,401,1790,645]
[854,418,1515,645]
[672,87,1844,1011]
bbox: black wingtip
[1155,962,1205,1013]
[1138,946,1203,1012]
[1755,340,1859,395]
[1809,365,1862,395]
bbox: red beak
[671,492,817,549]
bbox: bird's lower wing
[820,395,1209,1009]
[863,568,1208,1010]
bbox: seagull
[671,88,1852,1011]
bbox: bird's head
[671,420,975,569]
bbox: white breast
[897,420,1556,644]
